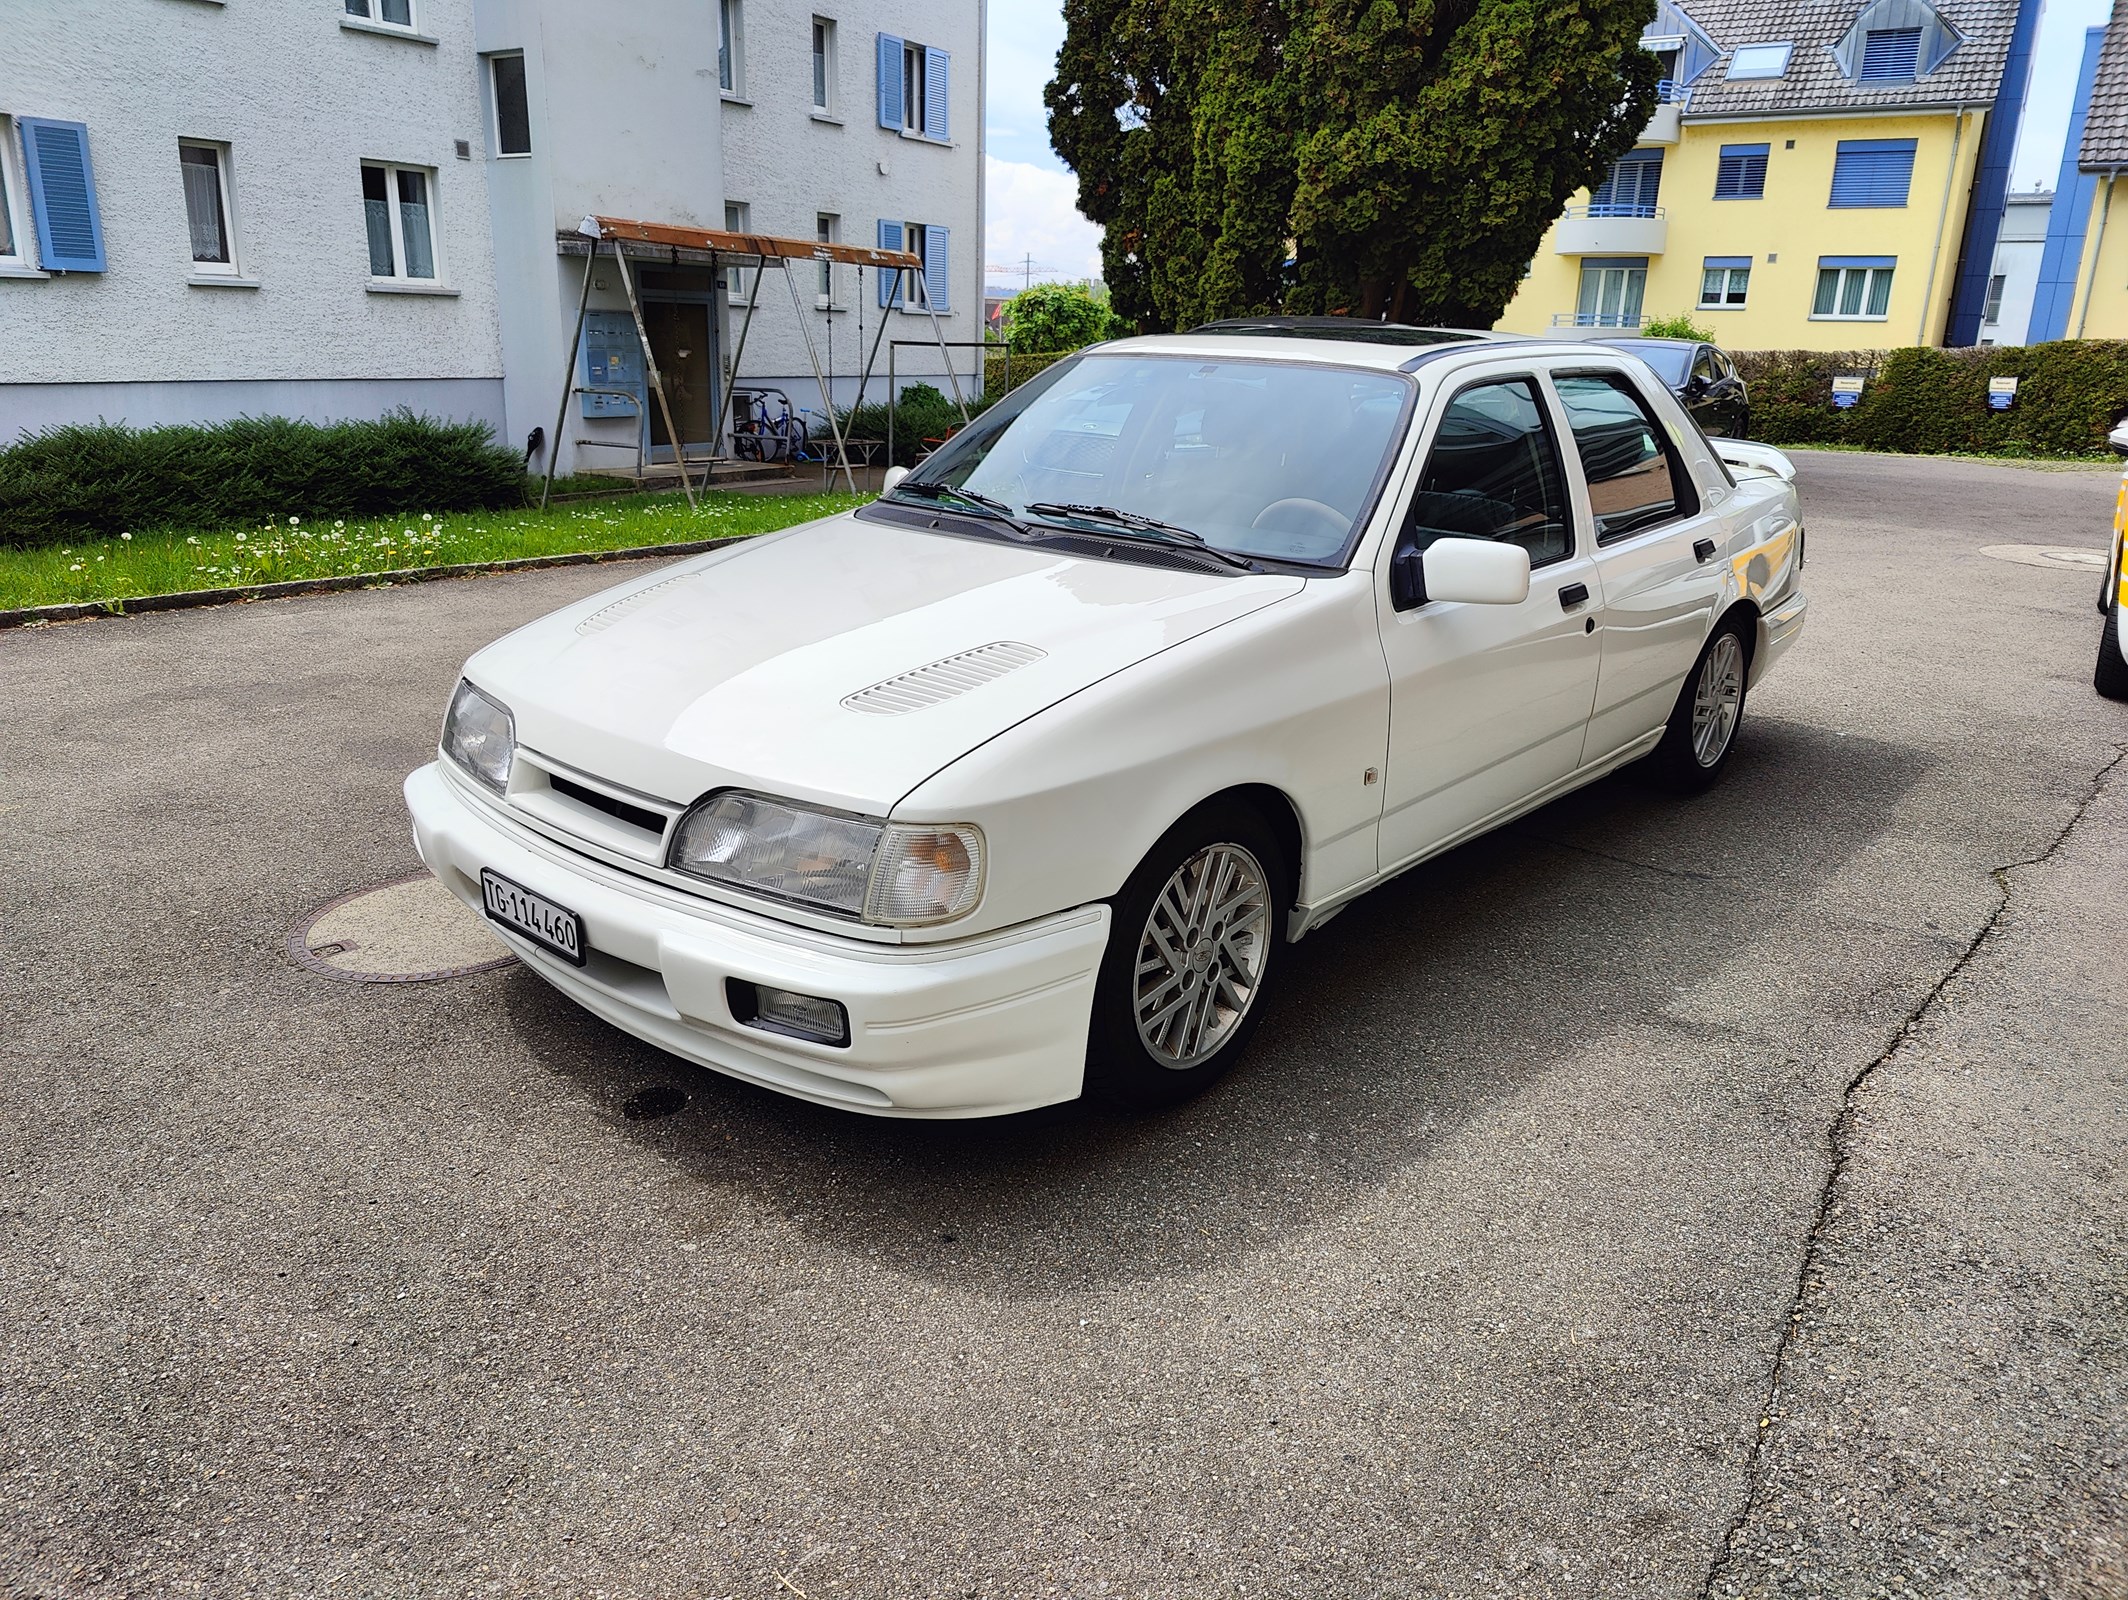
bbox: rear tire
[1084,801,1288,1109]
[2098,586,2128,701]
[1646,615,1751,793]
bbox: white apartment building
[0,0,985,477]
[1975,187,2050,346]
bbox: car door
[1373,373,1604,874]
[1686,345,1728,434]
[1547,365,1728,765]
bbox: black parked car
[1594,337,1751,438]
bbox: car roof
[1090,322,1631,374]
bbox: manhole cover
[1978,543,2111,571]
[289,872,517,984]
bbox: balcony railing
[1654,77,1690,105]
[1565,203,1666,221]
[1551,312,1648,328]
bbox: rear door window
[1404,378,1572,568]
[1551,372,1700,543]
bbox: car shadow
[503,714,1931,1298]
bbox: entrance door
[1577,264,1646,328]
[1374,375,1603,873]
[642,300,717,462]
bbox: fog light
[726,979,850,1047]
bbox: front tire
[2098,586,2128,701]
[1646,615,1751,793]
[1084,802,1287,1109]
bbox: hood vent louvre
[576,570,701,634]
[842,641,1048,716]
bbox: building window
[0,120,24,266]
[1591,151,1662,216]
[1574,259,1645,326]
[878,218,949,312]
[724,200,749,297]
[1725,42,1793,79]
[1699,258,1750,307]
[362,162,437,280]
[344,0,414,29]
[718,0,744,95]
[489,53,530,156]
[1812,258,1895,319]
[1713,143,1767,200]
[1982,272,2006,324]
[179,142,236,273]
[816,212,838,300]
[812,17,836,114]
[877,34,949,140]
[1829,138,1917,207]
[1858,26,1923,82]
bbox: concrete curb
[0,536,748,631]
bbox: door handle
[1559,582,1590,609]
[1694,538,1717,564]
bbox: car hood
[466,511,1304,814]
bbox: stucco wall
[1498,109,1988,351]
[0,0,501,430]
[2062,174,2128,341]
[716,0,986,420]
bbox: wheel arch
[1171,782,1308,926]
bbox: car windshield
[1612,342,1692,385]
[897,353,1414,567]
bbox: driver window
[1692,348,1719,386]
[1402,378,1571,567]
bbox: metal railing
[1550,312,1649,328]
[1654,77,1690,105]
[1563,203,1668,221]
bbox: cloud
[984,156,1106,287]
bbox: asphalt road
[2,451,2124,1599]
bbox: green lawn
[0,489,869,612]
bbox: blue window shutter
[1829,139,1917,207]
[1859,27,1922,82]
[877,219,904,308]
[877,33,903,129]
[1592,151,1662,215]
[19,118,106,272]
[923,225,949,312]
[1713,143,1768,200]
[923,48,950,140]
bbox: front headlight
[442,679,515,793]
[668,791,984,926]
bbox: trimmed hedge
[0,409,527,549]
[982,349,1076,396]
[1732,340,2128,457]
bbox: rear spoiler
[1716,440,1797,483]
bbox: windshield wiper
[1021,502,1258,571]
[886,480,1025,528]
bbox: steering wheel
[1251,498,1350,546]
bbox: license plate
[481,869,587,966]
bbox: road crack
[1697,743,2128,1599]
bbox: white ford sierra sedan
[405,320,1806,1118]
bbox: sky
[983,0,2115,295]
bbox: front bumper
[405,761,1109,1118]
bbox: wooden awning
[565,214,920,270]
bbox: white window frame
[488,52,531,158]
[178,139,240,278]
[811,17,838,116]
[718,0,746,98]
[344,0,417,33]
[0,115,36,273]
[816,212,839,305]
[1981,272,2006,325]
[900,218,929,312]
[361,160,443,287]
[724,200,750,299]
[1811,262,1894,321]
[1697,262,1749,308]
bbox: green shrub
[1728,340,2128,457]
[983,349,1076,397]
[1642,312,1716,341]
[0,409,526,549]
[834,382,994,467]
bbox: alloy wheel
[1691,631,1746,768]
[1133,842,1272,1070]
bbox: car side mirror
[1389,545,1428,611]
[1422,537,1532,605]
[882,465,910,492]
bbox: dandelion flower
[235,533,246,542]
[290,515,300,526]
[335,520,345,530]
[120,531,133,541]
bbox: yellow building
[2027,10,2128,341]
[1498,0,2039,350]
